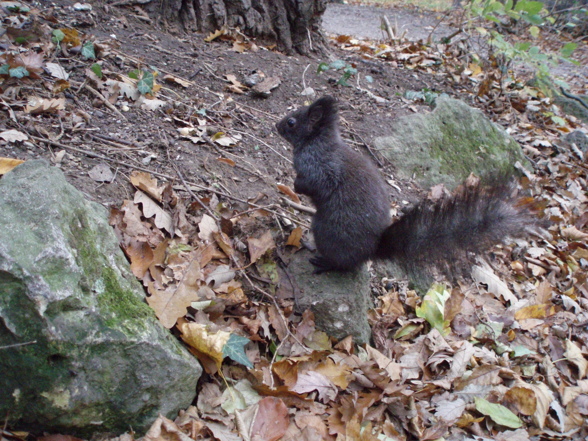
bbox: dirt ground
[1,0,586,236]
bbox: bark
[152,0,329,56]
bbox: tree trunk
[153,0,329,56]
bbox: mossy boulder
[0,160,201,437]
[373,96,529,190]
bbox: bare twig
[84,84,127,120]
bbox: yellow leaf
[0,157,25,175]
[204,28,225,42]
[178,321,230,370]
[514,303,556,320]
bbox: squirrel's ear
[308,96,337,127]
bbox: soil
[1,1,586,230]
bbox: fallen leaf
[561,226,588,241]
[88,163,114,183]
[277,184,300,203]
[291,371,337,403]
[143,415,194,441]
[178,321,230,370]
[25,96,66,114]
[204,28,226,42]
[162,74,191,88]
[45,62,70,80]
[0,157,25,175]
[250,397,290,441]
[0,130,28,143]
[248,231,275,264]
[124,240,154,279]
[134,190,174,235]
[286,227,302,248]
[198,214,218,243]
[130,171,163,202]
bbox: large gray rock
[0,160,201,436]
[373,96,528,190]
[289,249,372,345]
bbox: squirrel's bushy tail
[377,181,537,275]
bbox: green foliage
[81,41,95,59]
[466,0,578,82]
[317,60,358,86]
[8,66,30,78]
[475,398,523,428]
[129,69,155,94]
[51,29,65,44]
[90,63,103,78]
[415,283,451,336]
[223,334,253,368]
[6,4,30,12]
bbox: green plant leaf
[137,70,154,94]
[0,64,10,75]
[317,62,330,73]
[223,334,253,368]
[52,29,65,43]
[329,59,347,70]
[560,42,577,58]
[515,0,544,15]
[475,398,523,428]
[90,63,103,78]
[523,13,544,25]
[514,41,531,51]
[551,116,566,126]
[529,25,540,38]
[10,66,29,78]
[415,283,451,336]
[81,41,95,59]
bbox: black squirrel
[276,95,535,275]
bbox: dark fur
[276,96,533,274]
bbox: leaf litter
[0,1,587,440]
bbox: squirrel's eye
[287,117,296,127]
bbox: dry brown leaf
[204,28,226,42]
[565,340,588,379]
[124,240,154,279]
[0,157,25,175]
[130,171,163,202]
[162,74,191,88]
[198,214,219,243]
[291,371,337,403]
[561,226,588,241]
[146,259,202,328]
[365,345,401,381]
[504,386,537,416]
[52,79,71,94]
[285,227,303,248]
[250,397,290,441]
[45,62,69,80]
[217,157,236,167]
[0,131,28,143]
[314,357,352,389]
[277,184,300,203]
[143,414,194,441]
[25,96,66,114]
[88,163,114,183]
[178,320,229,370]
[514,303,556,321]
[248,230,275,263]
[213,231,234,257]
[134,190,173,235]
